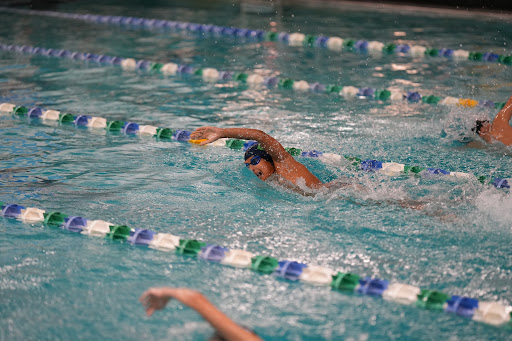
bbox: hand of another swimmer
[139,287,173,316]
[190,126,223,145]
[139,287,203,316]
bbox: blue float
[136,60,151,70]
[75,115,92,126]
[361,159,383,172]
[483,53,500,62]
[357,277,389,296]
[275,261,307,280]
[479,100,495,108]
[310,82,326,92]
[439,48,454,57]
[396,44,411,54]
[301,150,323,157]
[122,122,140,134]
[277,32,289,43]
[199,244,228,262]
[314,36,328,48]
[491,178,510,189]
[358,88,375,97]
[62,216,88,232]
[172,130,191,141]
[1,204,26,218]
[128,229,155,245]
[445,296,479,318]
[264,77,279,87]
[219,71,233,80]
[27,107,43,118]
[426,168,450,175]
[406,92,422,102]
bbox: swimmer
[140,287,261,341]
[191,127,427,210]
[471,95,512,146]
[190,127,326,191]
[192,126,374,196]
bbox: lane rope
[0,7,510,66]
[1,201,511,328]
[1,102,509,190]
[0,43,506,110]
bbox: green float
[58,113,75,124]
[251,255,278,274]
[285,147,302,156]
[279,79,294,89]
[107,225,131,240]
[404,166,425,174]
[156,128,174,139]
[375,90,391,101]
[106,120,124,131]
[13,106,28,116]
[176,239,206,256]
[416,289,449,309]
[43,212,68,226]
[225,139,245,150]
[331,272,360,291]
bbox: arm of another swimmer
[187,291,262,341]
[139,287,261,341]
[491,95,512,146]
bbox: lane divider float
[0,7,510,66]
[0,102,509,190]
[1,201,511,328]
[0,43,507,110]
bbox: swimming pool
[1,0,511,339]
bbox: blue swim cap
[244,143,273,164]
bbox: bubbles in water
[474,188,512,227]
[441,107,492,143]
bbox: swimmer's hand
[140,287,263,341]
[139,287,201,316]
[190,126,223,145]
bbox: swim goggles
[245,156,261,167]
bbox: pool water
[1,1,512,340]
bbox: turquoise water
[1,1,512,340]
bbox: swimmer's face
[478,121,491,137]
[245,156,275,181]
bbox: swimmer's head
[471,119,491,137]
[244,143,275,180]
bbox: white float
[288,33,306,47]
[87,117,107,128]
[161,63,179,75]
[138,125,158,136]
[121,58,136,70]
[409,45,427,57]
[340,86,359,99]
[202,68,220,82]
[82,220,113,237]
[0,103,15,112]
[42,109,61,120]
[382,283,421,305]
[293,80,310,92]
[472,302,512,326]
[148,233,180,252]
[299,266,333,285]
[220,249,254,268]
[326,37,344,51]
[19,207,46,223]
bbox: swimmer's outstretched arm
[191,127,291,162]
[140,287,261,341]
[491,95,512,146]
